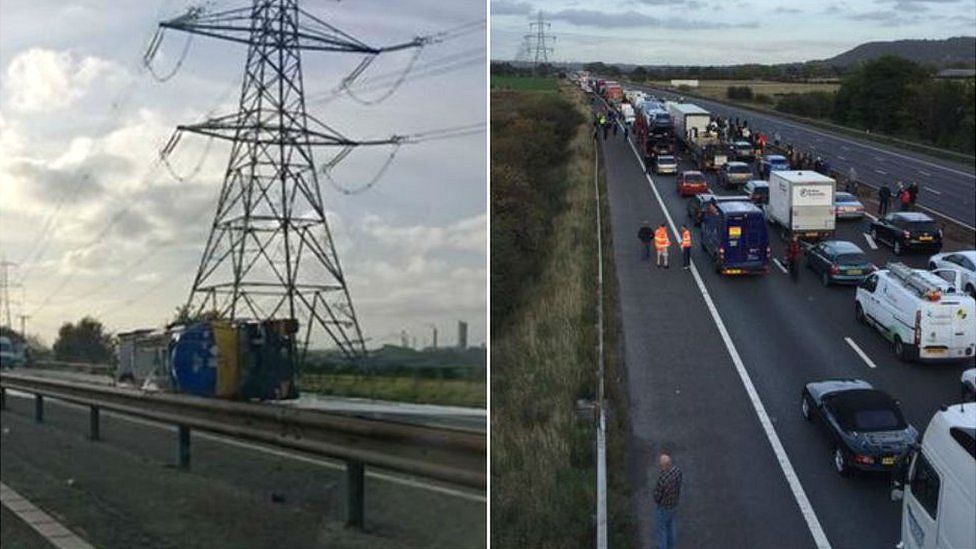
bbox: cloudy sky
[0,0,486,349]
[492,0,976,65]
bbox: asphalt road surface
[635,84,976,229]
[594,96,974,549]
[0,392,485,549]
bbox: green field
[299,372,485,408]
[490,75,557,92]
[652,79,840,99]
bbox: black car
[687,193,715,226]
[869,212,943,256]
[801,379,918,476]
[805,240,875,286]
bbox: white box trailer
[665,102,710,146]
[768,170,836,240]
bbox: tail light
[853,454,875,465]
[914,310,921,345]
[903,230,911,239]
[829,265,840,275]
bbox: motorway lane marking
[863,233,878,250]
[593,135,608,549]
[0,482,95,549]
[918,169,931,177]
[844,337,878,369]
[837,155,846,161]
[924,187,942,195]
[772,258,788,274]
[3,392,486,503]
[865,212,878,222]
[874,169,888,175]
[619,130,832,549]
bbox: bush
[775,91,835,118]
[727,85,754,100]
[754,93,774,104]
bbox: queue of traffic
[576,72,976,549]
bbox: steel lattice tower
[156,1,420,360]
[528,11,554,67]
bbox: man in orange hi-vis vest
[654,223,671,269]
[680,225,692,269]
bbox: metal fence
[0,372,485,528]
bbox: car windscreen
[906,221,938,232]
[836,252,867,264]
[835,194,859,203]
[658,156,675,163]
[684,173,705,183]
[728,164,751,174]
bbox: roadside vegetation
[491,72,632,547]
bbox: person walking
[602,120,610,140]
[653,453,682,549]
[613,120,619,137]
[848,166,857,186]
[654,223,671,269]
[680,225,692,269]
[878,183,891,216]
[638,221,654,260]
[899,186,911,211]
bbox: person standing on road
[908,181,919,209]
[786,235,802,282]
[613,120,619,137]
[638,221,654,260]
[899,186,911,211]
[680,225,692,269]
[654,223,671,269]
[848,166,857,186]
[653,453,682,549]
[878,183,891,216]
[602,120,610,140]
[774,130,782,147]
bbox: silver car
[654,155,677,174]
[833,192,865,220]
[718,161,753,189]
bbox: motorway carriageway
[593,97,974,549]
[635,84,976,229]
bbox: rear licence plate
[882,457,895,466]
[847,269,863,275]
[919,236,933,241]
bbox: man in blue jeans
[653,453,682,548]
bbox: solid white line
[844,337,878,369]
[1,482,95,549]
[4,391,485,503]
[772,258,788,274]
[864,212,878,222]
[924,187,942,195]
[863,233,878,250]
[593,134,608,549]
[621,132,832,549]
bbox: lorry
[767,170,836,241]
[619,102,636,125]
[891,403,975,549]
[665,102,729,170]
[603,82,624,104]
[633,103,675,162]
[855,262,976,362]
[701,198,770,275]
[665,102,711,148]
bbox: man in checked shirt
[653,453,682,548]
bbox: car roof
[681,170,704,176]
[725,161,749,168]
[892,212,934,222]
[714,200,762,214]
[835,192,857,199]
[745,180,768,188]
[765,154,787,161]
[826,388,898,411]
[821,240,864,254]
[734,140,751,145]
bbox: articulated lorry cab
[701,198,770,275]
[892,403,975,549]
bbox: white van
[855,263,976,362]
[893,403,975,549]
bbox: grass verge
[491,80,632,547]
[299,373,485,408]
[491,75,558,92]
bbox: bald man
[653,453,682,549]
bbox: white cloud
[4,48,121,112]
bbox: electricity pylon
[154,1,423,360]
[528,11,554,67]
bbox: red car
[677,170,709,197]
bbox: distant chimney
[457,321,468,349]
[431,326,438,350]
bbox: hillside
[822,36,975,68]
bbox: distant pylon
[0,258,20,330]
[528,11,554,68]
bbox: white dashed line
[837,155,846,161]
[924,187,942,195]
[875,169,888,175]
[772,258,788,274]
[863,233,878,250]
[844,337,878,369]
[918,170,931,177]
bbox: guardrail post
[89,405,100,441]
[178,425,191,469]
[346,460,365,529]
[34,394,43,423]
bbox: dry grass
[491,82,600,548]
[299,373,485,408]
